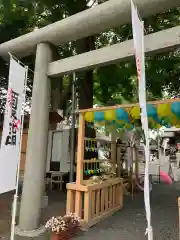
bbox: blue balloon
[165,123,172,128]
[94,111,104,122]
[154,115,161,124]
[147,104,157,118]
[171,102,180,118]
[115,108,129,122]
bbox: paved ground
[74,183,179,240]
[0,190,66,239]
[0,183,179,240]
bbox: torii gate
[0,0,179,238]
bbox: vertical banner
[0,58,26,194]
[131,1,153,240]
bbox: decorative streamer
[86,102,180,130]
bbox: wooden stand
[66,178,123,228]
[66,113,123,228]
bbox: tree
[0,1,179,115]
[0,0,37,113]
[33,0,96,112]
[94,7,180,105]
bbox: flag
[131,1,153,239]
[0,58,27,194]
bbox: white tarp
[0,58,26,194]
[131,1,153,239]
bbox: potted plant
[45,213,80,240]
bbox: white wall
[46,129,70,172]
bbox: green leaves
[0,0,179,114]
[94,62,136,105]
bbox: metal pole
[69,73,76,182]
[157,129,161,183]
[10,64,28,240]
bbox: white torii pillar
[15,43,52,237]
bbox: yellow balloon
[154,123,161,129]
[157,104,171,118]
[96,122,105,126]
[130,106,140,119]
[177,121,180,125]
[125,123,131,129]
[170,113,178,125]
[104,110,116,121]
[84,111,94,122]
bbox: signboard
[0,58,27,194]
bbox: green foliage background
[0,0,179,116]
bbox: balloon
[161,115,174,127]
[157,104,171,119]
[130,106,140,120]
[107,120,116,126]
[104,110,116,121]
[171,102,180,118]
[155,124,162,129]
[125,123,134,130]
[84,111,94,122]
[148,119,156,129]
[164,123,172,128]
[94,111,104,122]
[170,113,178,126]
[160,170,172,184]
[117,120,126,125]
[147,104,157,119]
[116,108,129,122]
[96,122,105,126]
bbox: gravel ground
[0,183,179,240]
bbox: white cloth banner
[0,58,26,194]
[131,1,153,239]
